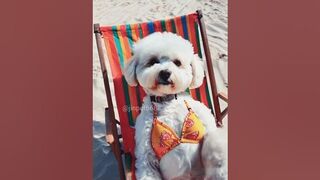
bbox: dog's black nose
[159,70,171,81]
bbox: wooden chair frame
[94,10,228,180]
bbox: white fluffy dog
[123,32,227,180]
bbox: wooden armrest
[218,92,228,102]
[105,107,121,144]
[105,133,115,144]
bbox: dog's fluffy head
[123,32,204,96]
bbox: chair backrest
[97,12,214,178]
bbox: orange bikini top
[151,100,205,160]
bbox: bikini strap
[183,100,192,111]
[152,103,158,119]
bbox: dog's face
[123,32,204,96]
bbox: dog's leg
[201,129,228,180]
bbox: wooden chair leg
[105,108,126,179]
[197,10,223,127]
[95,25,126,179]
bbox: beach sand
[93,0,228,179]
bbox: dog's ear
[123,55,138,86]
[189,54,205,89]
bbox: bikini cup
[151,100,206,160]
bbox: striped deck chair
[94,10,228,180]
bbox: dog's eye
[147,57,159,66]
[173,59,181,67]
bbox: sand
[93,0,228,179]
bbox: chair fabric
[99,12,214,178]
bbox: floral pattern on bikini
[151,100,206,160]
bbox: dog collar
[150,94,177,103]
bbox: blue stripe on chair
[181,16,189,40]
[147,22,155,33]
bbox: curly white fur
[124,32,227,180]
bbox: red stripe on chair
[154,20,162,32]
[188,14,199,54]
[174,16,184,37]
[200,79,209,107]
[141,22,149,37]
[165,19,172,32]
[185,14,199,100]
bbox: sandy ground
[93,0,228,179]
